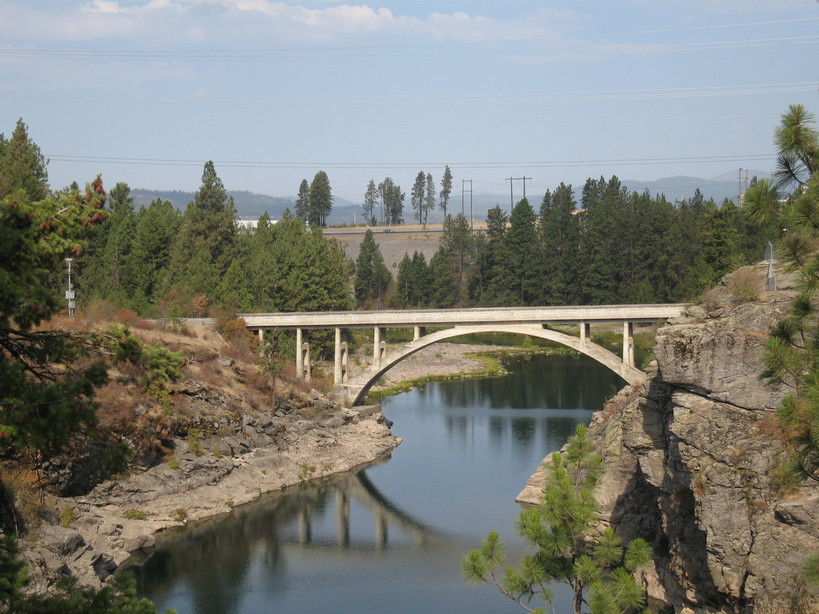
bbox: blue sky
[1,0,817,203]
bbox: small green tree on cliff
[463,424,652,614]
[744,104,819,486]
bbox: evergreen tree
[379,177,404,226]
[424,173,436,226]
[464,424,652,614]
[472,205,510,305]
[0,178,109,468]
[308,170,332,227]
[129,199,181,311]
[745,105,819,486]
[577,177,629,304]
[363,179,378,225]
[504,198,539,305]
[773,103,818,189]
[93,182,137,304]
[161,161,237,312]
[0,119,49,202]
[411,171,426,225]
[621,190,674,303]
[295,179,310,222]
[354,230,392,307]
[431,213,473,306]
[247,215,351,315]
[440,165,453,219]
[539,183,580,305]
[397,251,431,307]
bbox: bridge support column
[257,329,264,343]
[580,322,590,346]
[298,507,312,544]
[296,328,310,381]
[373,327,386,370]
[375,509,388,550]
[623,321,635,368]
[413,326,425,341]
[336,491,350,547]
[334,328,349,384]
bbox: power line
[45,153,777,172]
[6,81,813,107]
[1,32,816,63]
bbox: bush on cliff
[463,424,652,614]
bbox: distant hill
[132,189,359,223]
[133,170,768,225]
[130,189,296,220]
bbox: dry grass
[728,267,762,303]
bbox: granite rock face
[520,295,819,613]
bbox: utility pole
[505,176,532,209]
[65,258,75,317]
[462,180,473,228]
[738,168,748,204]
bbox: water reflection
[131,470,465,614]
[132,354,625,614]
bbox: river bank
[20,341,517,592]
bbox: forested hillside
[78,168,780,317]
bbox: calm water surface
[133,353,624,614]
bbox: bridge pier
[623,321,635,368]
[334,328,349,384]
[296,328,311,381]
[580,322,590,346]
[336,490,350,547]
[373,327,386,370]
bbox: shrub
[728,267,762,303]
[186,429,204,456]
[60,505,77,528]
[122,509,147,520]
[171,508,187,523]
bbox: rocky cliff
[519,269,819,613]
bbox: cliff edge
[519,265,819,613]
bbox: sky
[0,0,817,205]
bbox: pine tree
[539,183,579,305]
[431,213,473,306]
[129,199,181,310]
[0,177,110,466]
[379,177,404,226]
[411,171,426,224]
[0,119,49,202]
[473,205,510,305]
[308,171,332,227]
[747,105,819,486]
[464,424,652,614]
[354,230,392,307]
[295,179,310,222]
[397,251,431,307]
[161,161,237,312]
[96,183,137,303]
[504,198,539,305]
[440,165,453,219]
[424,173,436,226]
[363,180,379,226]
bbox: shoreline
[22,342,534,591]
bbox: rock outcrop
[519,274,819,613]
[20,403,397,593]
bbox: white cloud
[0,1,577,46]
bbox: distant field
[325,223,488,270]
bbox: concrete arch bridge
[241,304,686,407]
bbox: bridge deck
[241,304,686,330]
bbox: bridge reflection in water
[130,468,461,612]
[294,471,446,550]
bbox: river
[132,353,625,614]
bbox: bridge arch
[341,324,642,407]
